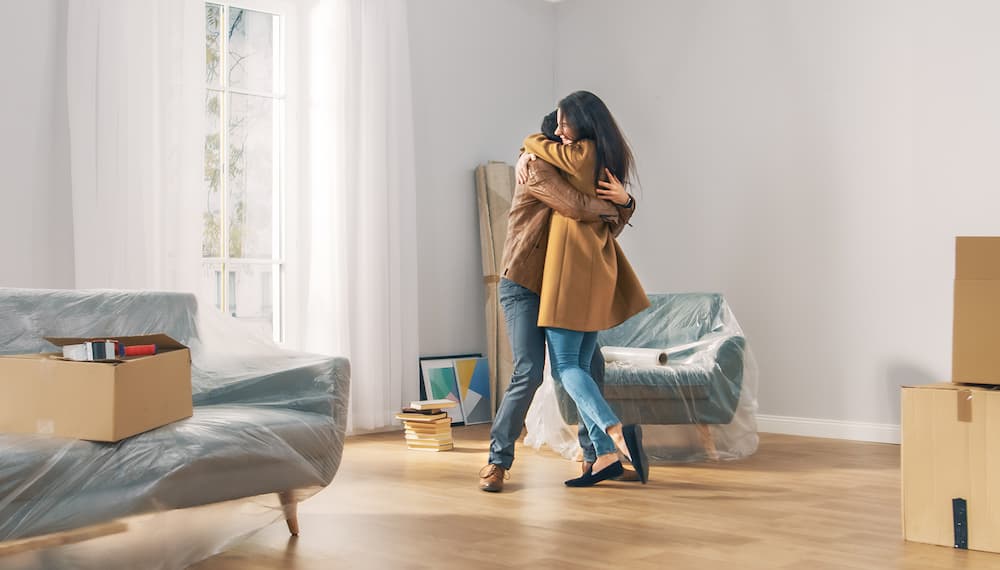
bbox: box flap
[956,237,1000,280]
[901,382,962,391]
[0,353,58,361]
[901,382,1000,393]
[44,333,187,350]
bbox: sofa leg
[696,424,720,461]
[278,491,299,536]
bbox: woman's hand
[596,168,629,205]
[516,153,537,184]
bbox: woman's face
[555,108,577,145]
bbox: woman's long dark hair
[557,91,636,187]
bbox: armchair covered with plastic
[527,292,758,463]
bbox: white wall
[0,0,74,288]
[11,0,996,438]
[552,0,1000,437]
[408,0,557,357]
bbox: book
[400,414,451,426]
[410,445,455,451]
[406,441,454,451]
[404,424,452,433]
[404,425,452,434]
[408,398,458,411]
[395,412,448,422]
[399,407,442,415]
[405,432,453,442]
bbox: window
[202,2,285,342]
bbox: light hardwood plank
[0,522,128,557]
[191,425,1000,570]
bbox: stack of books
[395,399,457,452]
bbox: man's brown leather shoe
[582,461,640,482]
[479,464,508,492]
[616,466,641,482]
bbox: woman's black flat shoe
[623,424,649,484]
[564,460,624,487]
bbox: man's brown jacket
[500,160,635,295]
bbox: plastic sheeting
[525,292,758,463]
[601,346,669,367]
[0,288,350,569]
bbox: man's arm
[525,160,619,223]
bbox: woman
[516,91,650,487]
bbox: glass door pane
[228,263,278,340]
[227,93,275,259]
[227,8,278,94]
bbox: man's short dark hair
[541,110,560,142]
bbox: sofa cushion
[603,364,713,400]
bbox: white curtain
[65,0,417,433]
[66,0,203,292]
[287,0,419,432]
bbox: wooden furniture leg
[696,424,720,461]
[278,491,299,536]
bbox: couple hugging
[480,90,651,492]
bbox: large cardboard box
[953,236,1000,385]
[901,383,1000,553]
[0,334,193,442]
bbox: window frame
[203,0,297,343]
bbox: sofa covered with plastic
[0,288,350,569]
[527,292,758,463]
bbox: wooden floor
[192,425,1000,570]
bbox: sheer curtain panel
[287,0,419,432]
[66,0,203,292]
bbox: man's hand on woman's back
[516,152,537,185]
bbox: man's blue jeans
[489,278,605,469]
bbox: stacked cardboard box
[902,237,1000,553]
[395,399,456,452]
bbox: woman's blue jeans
[545,327,621,456]
[489,279,607,469]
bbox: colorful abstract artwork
[453,357,491,424]
[419,359,465,424]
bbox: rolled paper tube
[120,344,157,357]
[600,346,669,366]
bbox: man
[479,112,639,492]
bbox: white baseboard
[756,414,900,444]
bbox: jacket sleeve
[608,196,636,238]
[525,160,619,223]
[522,133,593,177]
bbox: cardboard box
[953,236,1000,385]
[901,383,1000,553]
[0,334,193,442]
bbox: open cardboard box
[0,333,192,442]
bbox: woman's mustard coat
[523,134,650,331]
